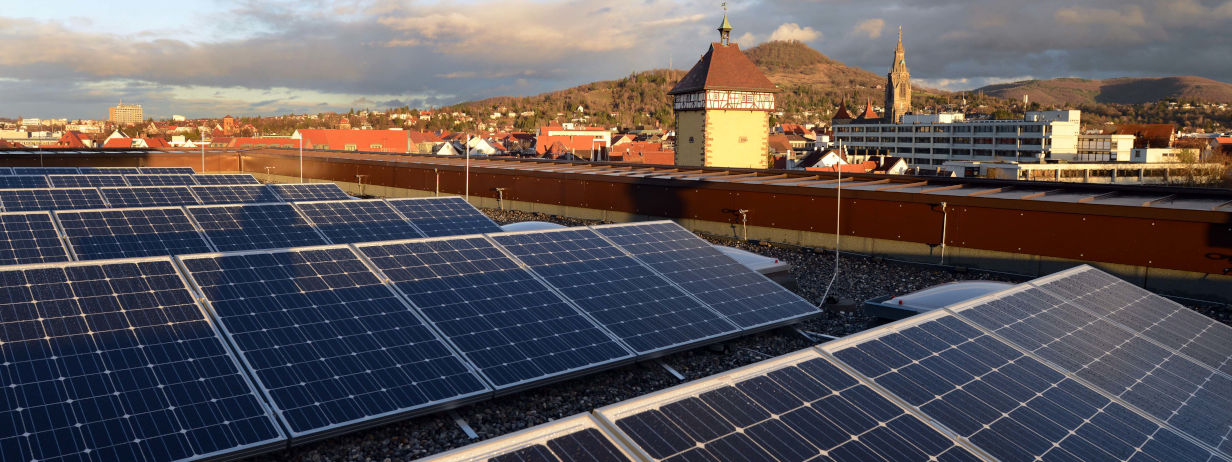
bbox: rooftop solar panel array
[139,167,196,174]
[0,188,108,212]
[186,203,328,251]
[0,258,285,461]
[0,167,12,175]
[356,236,634,389]
[179,247,489,439]
[0,211,71,265]
[386,197,501,237]
[594,221,819,329]
[420,414,636,462]
[491,228,738,355]
[99,186,201,207]
[123,174,199,186]
[55,207,214,260]
[77,166,141,174]
[270,183,352,202]
[293,199,425,244]
[11,167,79,175]
[192,174,261,185]
[47,174,129,188]
[0,175,50,189]
[190,184,283,205]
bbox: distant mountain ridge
[975,76,1232,105]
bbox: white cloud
[767,23,821,43]
[854,18,884,39]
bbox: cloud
[767,23,821,43]
[854,18,885,39]
[1055,5,1147,27]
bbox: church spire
[718,2,732,46]
[885,25,911,123]
[891,26,906,70]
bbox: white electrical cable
[818,141,842,307]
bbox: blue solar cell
[139,167,196,174]
[386,197,501,237]
[420,415,634,462]
[99,186,202,207]
[0,258,285,461]
[192,174,261,185]
[294,200,424,244]
[0,212,70,265]
[178,247,489,438]
[55,207,214,260]
[123,174,198,186]
[77,167,141,175]
[11,167,79,175]
[186,203,328,251]
[830,314,1220,462]
[0,167,12,175]
[190,185,284,205]
[356,236,633,389]
[47,174,129,188]
[0,176,51,189]
[0,188,108,211]
[491,228,737,354]
[270,183,352,201]
[594,221,818,329]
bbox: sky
[2,0,1230,120]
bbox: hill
[976,76,1232,105]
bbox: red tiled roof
[806,161,876,173]
[669,42,778,95]
[536,135,605,155]
[230,137,299,148]
[1109,124,1175,148]
[833,102,853,120]
[857,100,880,121]
[768,134,792,153]
[143,137,169,148]
[103,138,133,148]
[1215,137,1232,144]
[56,131,88,148]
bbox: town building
[109,102,144,125]
[835,111,1083,165]
[669,8,777,169]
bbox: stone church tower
[884,27,911,124]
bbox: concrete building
[835,110,1085,165]
[669,8,777,169]
[943,160,1221,185]
[109,102,144,125]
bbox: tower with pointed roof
[669,5,778,169]
[884,26,911,124]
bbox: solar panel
[139,167,196,174]
[270,183,352,201]
[355,236,633,389]
[597,349,982,462]
[420,414,636,462]
[11,167,79,175]
[190,185,284,205]
[192,174,261,185]
[293,199,424,244]
[386,197,501,237]
[186,203,328,251]
[0,175,51,189]
[55,207,214,260]
[77,167,141,175]
[0,258,286,461]
[47,174,129,188]
[0,167,12,175]
[0,211,71,265]
[123,174,199,186]
[0,188,109,212]
[490,228,737,355]
[950,269,1232,454]
[593,221,819,329]
[178,246,489,439]
[99,186,202,207]
[826,311,1220,462]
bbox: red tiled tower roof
[857,100,880,121]
[669,42,778,95]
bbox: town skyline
[3,0,1230,119]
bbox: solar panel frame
[385,196,503,237]
[47,174,130,188]
[592,221,820,330]
[0,175,52,189]
[53,206,216,260]
[354,234,636,392]
[0,211,72,265]
[823,306,1224,462]
[138,167,197,175]
[292,199,425,245]
[192,174,262,185]
[419,413,638,462]
[176,245,492,443]
[123,174,199,186]
[596,348,988,462]
[0,256,288,461]
[11,167,80,175]
[98,185,203,207]
[76,167,141,175]
[184,202,330,252]
[190,184,285,205]
[0,188,110,212]
[269,183,353,202]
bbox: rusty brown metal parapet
[3,148,1230,276]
